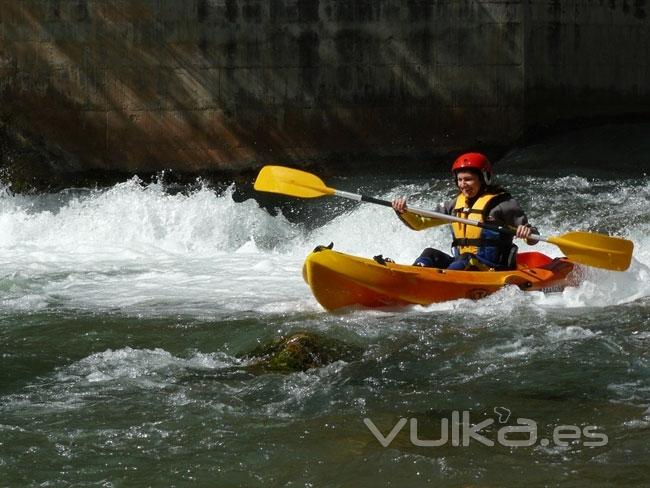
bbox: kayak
[302,245,580,310]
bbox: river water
[1,134,649,486]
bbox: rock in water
[243,332,362,373]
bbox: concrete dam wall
[0,0,648,175]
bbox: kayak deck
[302,246,579,310]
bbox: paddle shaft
[253,165,633,270]
[333,189,545,241]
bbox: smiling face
[455,170,483,199]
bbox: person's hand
[516,224,538,244]
[392,197,407,214]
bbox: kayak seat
[516,251,554,268]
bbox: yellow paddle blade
[548,231,634,271]
[254,165,335,198]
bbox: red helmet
[451,152,493,185]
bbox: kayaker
[392,152,538,270]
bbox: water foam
[0,174,647,315]
[0,178,300,261]
[59,347,238,386]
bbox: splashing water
[0,174,648,315]
[1,166,649,487]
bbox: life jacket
[450,192,515,269]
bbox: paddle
[254,165,634,271]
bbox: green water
[1,302,649,486]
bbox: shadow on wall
[2,0,524,177]
[524,0,650,127]
[498,122,650,177]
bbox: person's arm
[489,199,539,245]
[392,198,452,231]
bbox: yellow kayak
[302,245,580,310]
